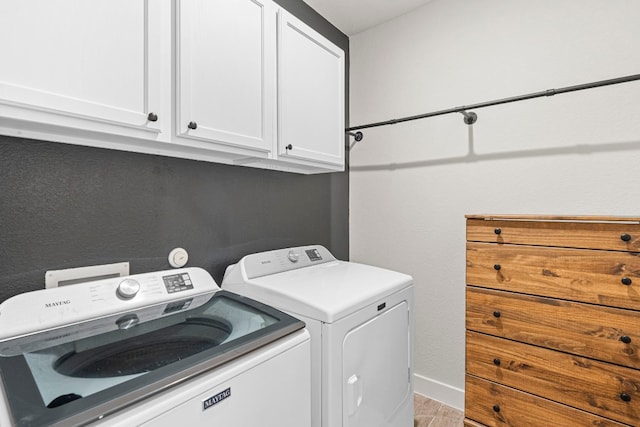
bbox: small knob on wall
[187,121,197,130]
[147,112,158,122]
[168,248,189,268]
[285,144,293,150]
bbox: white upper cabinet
[277,10,345,169]
[0,1,345,174]
[0,0,165,138]
[176,0,276,156]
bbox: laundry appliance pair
[0,245,413,427]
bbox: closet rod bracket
[348,131,364,142]
[459,110,477,125]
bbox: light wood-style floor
[414,394,464,427]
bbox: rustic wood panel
[465,375,629,427]
[466,331,640,425]
[466,287,640,369]
[466,242,640,309]
[465,215,640,222]
[466,218,640,252]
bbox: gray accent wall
[0,0,349,303]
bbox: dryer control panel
[235,245,337,279]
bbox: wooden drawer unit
[465,376,628,427]
[466,287,640,369]
[466,215,640,252]
[467,242,640,310]
[465,215,640,427]
[467,331,640,425]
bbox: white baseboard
[414,373,464,411]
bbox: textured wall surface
[0,136,348,302]
[0,0,349,303]
[349,0,640,409]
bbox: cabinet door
[277,10,345,168]
[0,0,163,135]
[177,0,276,154]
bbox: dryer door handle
[347,374,363,416]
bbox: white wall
[349,0,640,410]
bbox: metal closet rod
[345,73,640,140]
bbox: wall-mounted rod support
[459,110,477,125]
[345,73,640,134]
[348,131,364,141]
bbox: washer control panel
[0,267,219,351]
[162,273,194,294]
[240,245,337,279]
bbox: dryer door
[342,301,410,427]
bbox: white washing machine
[0,267,311,427]
[222,245,414,427]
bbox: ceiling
[302,0,433,36]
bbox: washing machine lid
[222,245,413,323]
[0,270,304,427]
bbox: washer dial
[116,279,140,299]
[287,250,300,263]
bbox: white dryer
[223,245,414,427]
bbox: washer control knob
[117,279,140,299]
[288,250,300,263]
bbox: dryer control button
[117,279,140,299]
[287,250,300,263]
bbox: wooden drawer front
[466,287,640,369]
[466,242,640,310]
[465,375,628,427]
[467,219,640,252]
[466,331,640,425]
